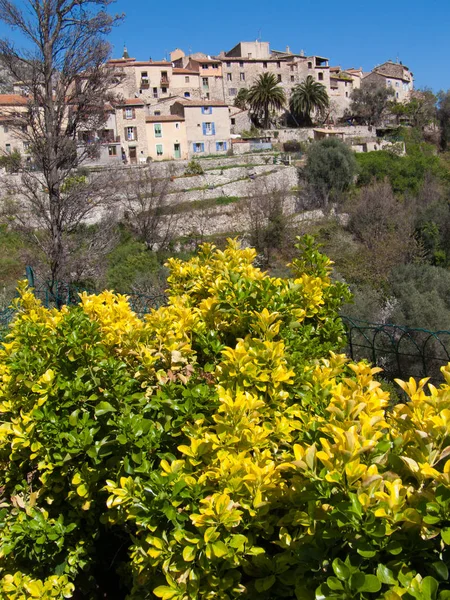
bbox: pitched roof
[174,99,228,107]
[117,98,145,106]
[146,115,185,122]
[0,94,29,106]
[173,68,199,75]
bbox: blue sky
[105,0,447,91]
[0,0,448,91]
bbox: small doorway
[129,147,137,164]
[174,143,181,159]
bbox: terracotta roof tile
[0,94,29,106]
[173,68,199,75]
[146,115,185,122]
[174,99,228,107]
[118,98,145,106]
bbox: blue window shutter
[212,123,216,135]
[202,123,206,135]
[223,142,227,150]
[216,142,219,151]
[201,107,205,114]
[201,143,205,152]
[193,143,197,153]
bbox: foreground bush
[1,239,450,599]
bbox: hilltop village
[0,40,413,165]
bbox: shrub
[184,160,204,176]
[2,239,450,599]
[283,139,301,152]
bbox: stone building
[363,61,413,102]
[145,115,188,161]
[115,98,148,163]
[0,95,29,157]
[170,100,231,156]
[217,41,331,108]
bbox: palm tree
[234,88,249,110]
[290,75,329,126]
[247,73,286,129]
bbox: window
[202,122,215,135]
[227,73,232,81]
[126,127,136,141]
[202,64,208,69]
[108,145,117,156]
[239,61,244,68]
[3,125,8,133]
[229,88,237,96]
[277,74,282,82]
[175,123,180,129]
[154,124,162,137]
[185,76,190,83]
[290,75,294,82]
[216,141,227,151]
[396,92,399,98]
[345,81,348,87]
[345,91,348,98]
[277,61,281,68]
[205,92,210,99]
[318,72,323,81]
[141,71,148,78]
[156,144,163,156]
[395,81,400,87]
[125,107,133,119]
[5,143,10,154]
[240,72,245,81]
[231,118,236,125]
[226,61,231,67]
[153,87,158,98]
[193,142,205,153]
[248,53,252,58]
[201,106,212,114]
[387,80,392,87]
[184,92,191,98]
[212,63,218,69]
[308,62,312,69]
[161,87,167,93]
[202,77,209,87]
[154,110,161,116]
[290,65,294,72]
[23,141,30,152]
[263,62,267,69]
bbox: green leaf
[211,541,228,558]
[422,576,438,600]
[326,577,344,591]
[349,572,366,591]
[95,401,116,416]
[358,575,381,593]
[441,527,450,545]
[153,586,178,599]
[255,575,276,592]
[182,545,196,562]
[432,561,449,581]
[332,558,350,581]
[377,564,397,585]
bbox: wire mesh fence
[341,316,450,385]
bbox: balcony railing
[160,77,169,86]
[140,79,150,89]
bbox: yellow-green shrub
[0,239,450,599]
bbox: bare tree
[120,165,180,251]
[240,178,292,265]
[0,0,123,291]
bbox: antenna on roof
[257,29,261,42]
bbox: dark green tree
[234,87,249,110]
[247,73,286,129]
[349,81,395,126]
[437,90,450,150]
[304,138,357,207]
[290,75,329,126]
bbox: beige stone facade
[115,98,148,163]
[145,115,188,161]
[363,61,413,102]
[170,100,231,156]
[0,95,29,157]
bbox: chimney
[286,45,290,54]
